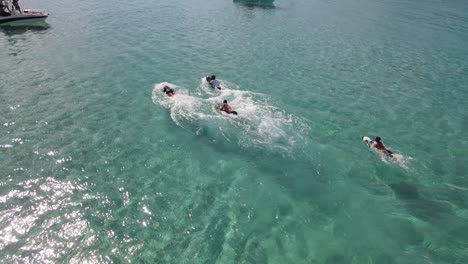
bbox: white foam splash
[152,80,309,155]
[381,153,413,169]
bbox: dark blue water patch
[393,218,424,246]
[199,207,231,262]
[188,182,232,220]
[324,254,348,264]
[371,254,395,264]
[389,182,453,222]
[0,24,49,36]
[242,239,269,263]
[424,227,468,264]
[390,182,420,200]
[432,184,468,210]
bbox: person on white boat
[12,0,21,13]
[0,1,11,16]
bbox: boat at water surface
[0,10,48,25]
[0,0,48,26]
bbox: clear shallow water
[1,0,468,262]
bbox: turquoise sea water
[1,0,468,262]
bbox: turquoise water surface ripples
[1,0,468,263]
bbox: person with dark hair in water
[162,86,175,97]
[373,136,393,157]
[206,75,222,90]
[219,100,237,115]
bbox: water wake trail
[152,79,310,156]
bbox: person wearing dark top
[162,86,175,97]
[373,136,393,157]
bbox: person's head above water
[211,75,216,80]
[223,100,227,104]
[375,136,382,142]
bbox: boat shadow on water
[233,0,275,9]
[0,24,49,35]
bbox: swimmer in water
[219,100,237,115]
[373,136,393,157]
[206,75,222,90]
[162,86,175,97]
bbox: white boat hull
[0,10,48,26]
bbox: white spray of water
[380,153,413,170]
[152,80,310,155]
